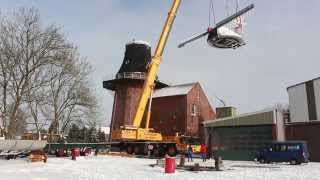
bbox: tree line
[0,8,99,139]
[67,124,107,143]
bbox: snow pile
[0,156,319,180]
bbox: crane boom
[132,0,181,127]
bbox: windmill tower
[103,41,167,133]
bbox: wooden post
[179,155,185,166]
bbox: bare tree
[0,45,11,133]
[24,67,52,139]
[45,56,98,135]
[0,8,99,139]
[0,12,14,136]
[0,8,69,138]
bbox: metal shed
[203,108,285,160]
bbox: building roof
[103,79,168,91]
[203,108,277,127]
[152,82,197,98]
[287,76,320,90]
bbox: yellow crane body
[112,127,162,141]
[112,0,181,142]
[133,0,181,128]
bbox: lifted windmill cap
[218,26,242,38]
[207,26,245,49]
[126,40,151,47]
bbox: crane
[132,0,181,130]
[111,1,182,154]
[111,0,254,156]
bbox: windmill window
[191,104,197,116]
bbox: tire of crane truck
[134,146,141,155]
[153,148,160,157]
[126,146,134,154]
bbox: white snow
[99,127,110,135]
[153,83,196,98]
[126,40,151,47]
[0,156,319,180]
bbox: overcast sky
[1,0,320,126]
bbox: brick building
[149,82,216,137]
[286,77,320,161]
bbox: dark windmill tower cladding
[103,40,167,134]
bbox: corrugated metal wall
[314,79,320,121]
[216,107,237,119]
[288,84,309,122]
[204,109,285,161]
[288,78,320,122]
[207,125,276,160]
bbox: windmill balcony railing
[116,72,147,80]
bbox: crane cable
[236,0,239,12]
[209,0,244,30]
[234,0,244,34]
[208,0,216,27]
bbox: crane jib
[132,0,182,128]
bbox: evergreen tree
[96,128,106,142]
[67,124,101,143]
[88,126,97,143]
[80,127,89,143]
[67,124,80,142]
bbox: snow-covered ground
[0,155,319,180]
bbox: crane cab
[207,26,245,49]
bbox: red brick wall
[187,83,216,137]
[111,81,144,131]
[150,83,215,137]
[271,125,277,140]
[149,95,187,136]
[285,122,320,162]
